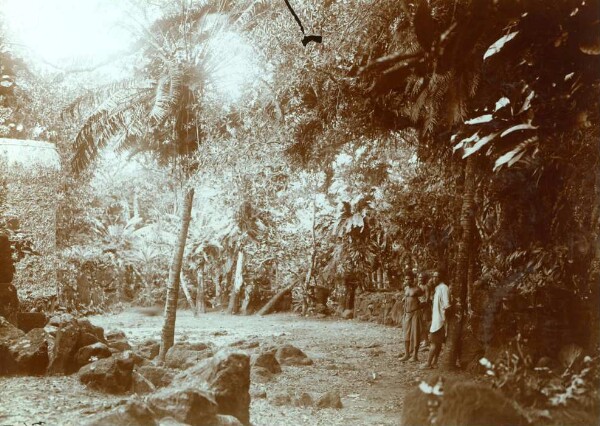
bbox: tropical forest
[0,0,598,425]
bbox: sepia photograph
[0,0,598,425]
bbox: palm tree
[67,0,261,361]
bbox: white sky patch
[3,0,132,65]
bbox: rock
[0,316,25,375]
[132,370,156,394]
[137,365,175,388]
[147,386,218,426]
[269,391,292,406]
[401,379,527,426]
[48,313,75,328]
[137,339,160,360]
[17,312,48,333]
[78,353,134,393]
[316,313,327,319]
[275,344,313,366]
[250,366,273,384]
[105,329,132,352]
[106,330,127,341]
[293,392,314,407]
[316,390,343,409]
[9,328,49,375]
[341,309,354,320]
[109,340,133,352]
[437,381,527,426]
[214,414,244,426]
[76,318,106,348]
[165,343,214,370]
[47,319,80,375]
[74,342,112,369]
[176,349,250,425]
[251,350,281,374]
[43,324,58,337]
[230,340,260,350]
[0,283,20,326]
[84,399,157,426]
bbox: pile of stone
[353,291,403,326]
[0,308,320,425]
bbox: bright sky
[3,0,131,64]
[1,0,259,102]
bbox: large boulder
[316,390,343,409]
[9,328,50,375]
[74,342,112,369]
[165,342,213,370]
[106,329,132,352]
[0,283,19,326]
[136,339,160,360]
[401,379,527,426]
[250,366,273,384]
[83,399,157,426]
[175,349,250,425]
[437,381,527,426]
[47,319,80,375]
[17,312,48,333]
[275,344,313,366]
[48,313,75,328]
[78,352,135,394]
[136,365,176,388]
[0,315,25,375]
[251,350,281,374]
[76,318,106,348]
[147,386,218,426]
[132,370,156,394]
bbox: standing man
[399,273,424,362]
[422,269,450,369]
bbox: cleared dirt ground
[0,311,468,426]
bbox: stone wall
[353,291,403,327]
[0,139,60,302]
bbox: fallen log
[257,282,297,316]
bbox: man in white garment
[422,270,450,369]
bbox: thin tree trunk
[446,157,476,370]
[241,283,253,315]
[214,273,221,309]
[227,250,244,314]
[180,272,195,310]
[257,281,297,316]
[302,194,318,315]
[158,188,194,362]
[195,265,205,315]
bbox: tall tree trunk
[302,194,317,315]
[227,250,244,314]
[158,188,194,362]
[446,157,476,370]
[195,264,206,315]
